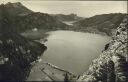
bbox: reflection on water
[41,30,111,75]
[62,21,76,26]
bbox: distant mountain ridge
[73,13,126,35]
[51,14,83,21]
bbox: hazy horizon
[0,0,127,17]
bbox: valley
[0,2,127,81]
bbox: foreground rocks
[78,16,128,82]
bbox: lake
[41,30,111,75]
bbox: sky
[0,0,127,17]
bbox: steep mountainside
[0,4,47,81]
[78,16,128,82]
[73,13,126,35]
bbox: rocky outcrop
[0,4,47,81]
[78,16,128,82]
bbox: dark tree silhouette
[64,72,69,82]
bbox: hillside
[0,2,68,33]
[78,16,128,82]
[73,13,126,35]
[3,2,33,16]
[13,12,68,33]
[0,32,47,81]
[0,4,47,81]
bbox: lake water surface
[41,31,111,75]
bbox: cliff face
[78,16,128,82]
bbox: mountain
[13,12,68,33]
[73,13,127,35]
[78,16,128,82]
[0,2,127,81]
[0,2,69,34]
[51,13,83,21]
[3,2,33,16]
[0,4,47,81]
[0,2,126,37]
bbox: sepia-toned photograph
[0,0,127,81]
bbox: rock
[78,15,128,82]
